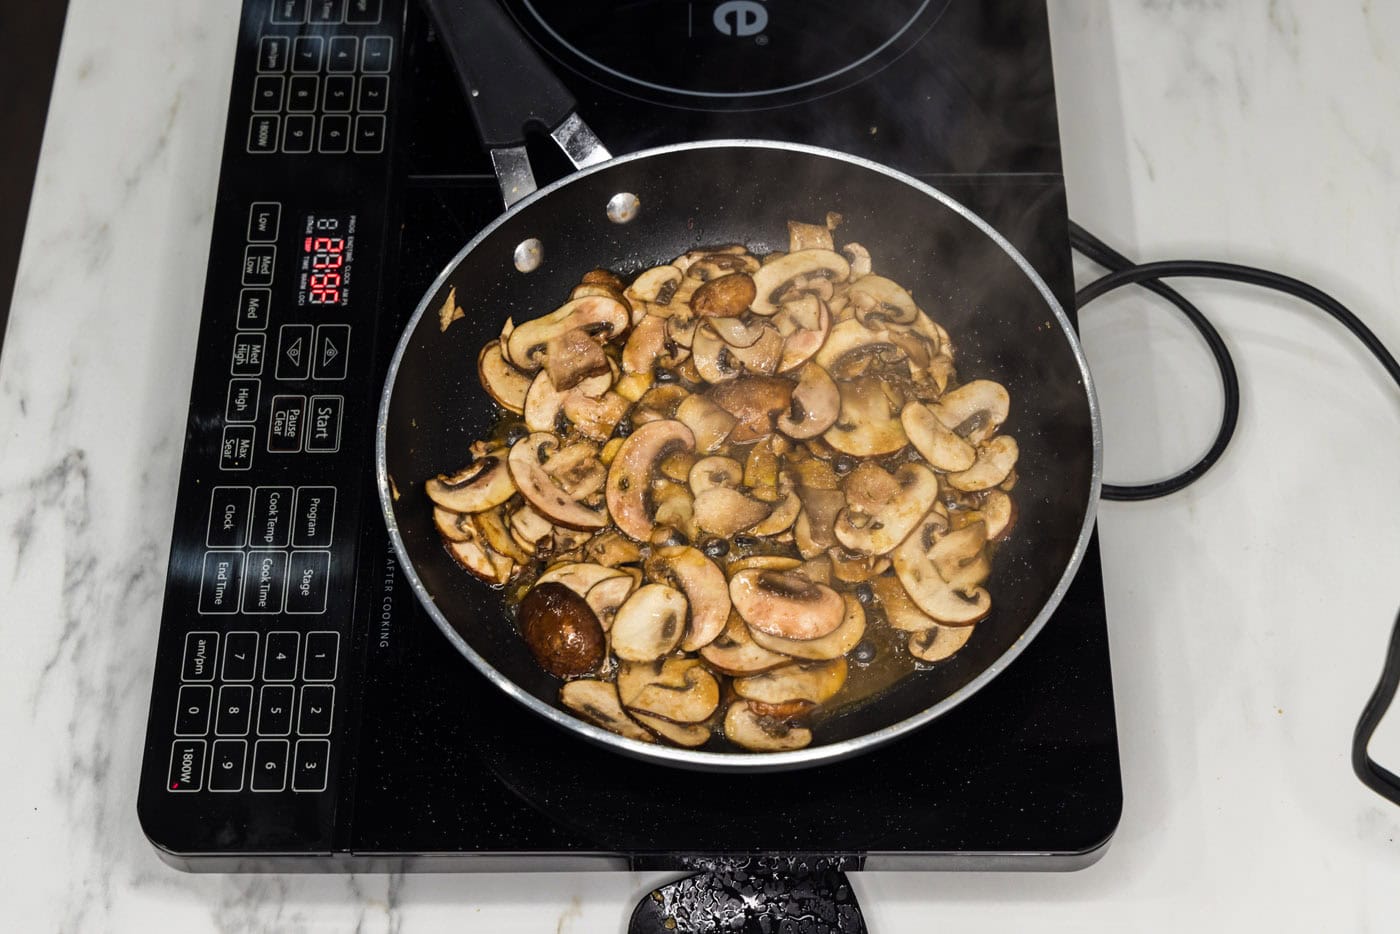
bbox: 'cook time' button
[286,551,330,614]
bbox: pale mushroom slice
[633,712,711,747]
[675,394,738,453]
[433,506,476,543]
[506,295,629,372]
[477,344,533,414]
[826,546,890,584]
[560,680,655,743]
[692,487,772,537]
[610,583,688,662]
[625,265,683,310]
[971,489,1016,541]
[750,475,801,535]
[776,364,840,440]
[445,535,516,586]
[842,243,872,279]
[701,611,791,675]
[892,514,992,626]
[507,433,608,530]
[561,391,630,443]
[425,453,516,513]
[536,561,629,597]
[948,436,1019,492]
[823,376,908,457]
[787,219,834,252]
[645,545,732,651]
[847,275,919,327]
[584,574,636,631]
[774,296,832,373]
[706,314,771,348]
[750,250,851,316]
[750,593,866,661]
[793,487,846,559]
[908,624,975,663]
[929,379,1010,444]
[812,319,903,376]
[734,657,848,706]
[901,400,977,473]
[604,419,696,542]
[523,368,612,434]
[724,700,813,752]
[692,321,783,383]
[929,522,992,592]
[509,504,554,553]
[617,658,721,724]
[687,455,744,495]
[729,569,846,640]
[834,462,939,556]
[871,574,939,632]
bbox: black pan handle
[420,0,611,206]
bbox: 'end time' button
[198,552,245,615]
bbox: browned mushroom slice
[536,561,629,597]
[729,569,845,640]
[775,297,832,373]
[692,487,772,537]
[706,314,771,348]
[433,506,475,543]
[581,529,643,567]
[523,368,613,434]
[750,250,851,316]
[812,319,902,376]
[707,375,794,443]
[692,321,783,383]
[506,295,630,372]
[475,505,531,564]
[743,442,781,502]
[701,611,791,675]
[824,376,908,456]
[724,700,812,751]
[675,394,738,453]
[507,433,608,530]
[605,419,696,541]
[971,489,1016,541]
[621,314,678,373]
[560,680,655,742]
[610,582,688,662]
[929,379,1010,443]
[750,475,801,535]
[477,343,533,414]
[650,481,698,542]
[826,546,889,584]
[749,593,866,661]
[692,271,757,317]
[733,657,847,705]
[908,624,975,663]
[871,574,939,631]
[834,462,939,556]
[929,522,991,592]
[625,265,683,309]
[584,574,636,631]
[446,537,516,585]
[901,400,976,472]
[425,454,516,513]
[562,391,630,443]
[633,712,712,747]
[948,436,1019,492]
[847,275,920,327]
[438,285,464,331]
[509,504,554,553]
[617,658,721,723]
[727,555,803,574]
[543,327,611,391]
[645,545,732,651]
[892,514,991,625]
[793,487,846,559]
[787,219,834,252]
[776,364,840,439]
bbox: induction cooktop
[137,0,1121,878]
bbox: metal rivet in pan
[513,238,543,273]
[606,192,640,224]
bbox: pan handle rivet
[513,238,543,273]
[606,192,640,224]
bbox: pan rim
[376,138,1104,772]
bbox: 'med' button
[285,551,330,614]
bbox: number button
[346,0,382,25]
[322,74,354,113]
[251,75,284,113]
[271,0,308,24]
[298,685,335,736]
[303,631,340,682]
[357,75,388,113]
[327,36,358,72]
[221,631,259,682]
[251,740,290,792]
[311,0,346,24]
[258,685,296,736]
[319,115,351,154]
[215,685,254,736]
[361,36,392,73]
[292,36,323,72]
[282,115,316,154]
[286,75,319,113]
[263,631,300,682]
[353,115,385,153]
[292,739,331,792]
[208,740,248,792]
[174,685,213,736]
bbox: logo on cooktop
[713,0,768,37]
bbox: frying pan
[377,0,1102,770]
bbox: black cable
[1064,228,1400,806]
[1069,222,1241,501]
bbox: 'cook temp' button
[198,551,245,615]
[285,551,330,614]
[251,486,293,548]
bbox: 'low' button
[181,631,219,682]
[206,486,251,548]
[305,396,343,453]
[198,552,245,614]
[313,324,350,380]
[293,486,336,548]
[167,740,206,792]
[247,202,281,242]
[286,551,331,614]
[268,395,307,453]
[292,739,331,792]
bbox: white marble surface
[2,0,1399,930]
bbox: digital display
[298,212,356,307]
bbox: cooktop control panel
[138,0,403,857]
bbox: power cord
[1067,221,1400,807]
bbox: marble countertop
[3,1,1399,930]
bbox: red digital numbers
[304,233,345,304]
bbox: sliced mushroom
[536,561,629,597]
[581,529,643,567]
[425,454,516,513]
[930,379,1010,443]
[750,593,866,661]
[562,391,630,442]
[826,546,889,583]
[700,611,791,675]
[625,265,683,308]
[510,504,554,552]
[750,475,801,535]
[508,433,608,530]
[687,455,744,495]
[477,344,533,414]
[438,285,463,331]
[871,574,938,631]
[706,314,770,348]
[734,657,847,705]
[948,436,1019,492]
[433,506,475,543]
[901,400,976,472]
[929,522,991,592]
[787,219,834,252]
[724,700,812,751]
[523,368,613,434]
[729,569,845,640]
[824,376,908,456]
[727,555,803,574]
[692,271,757,317]
[645,545,731,651]
[543,327,611,391]
[693,487,772,537]
[908,624,975,663]
[506,295,629,371]
[559,680,654,743]
[675,394,738,453]
[633,712,711,747]
[584,574,636,631]
[775,296,832,372]
[892,514,991,625]
[776,364,840,439]
[614,370,653,402]
[976,489,1016,541]
[605,419,696,542]
[842,243,872,279]
[793,487,846,559]
[650,481,697,541]
[813,319,902,375]
[834,462,939,556]
[610,582,688,662]
[743,442,781,502]
[750,250,851,316]
[622,313,685,374]
[446,537,515,585]
[672,244,746,275]
[475,505,531,564]
[617,658,721,723]
[847,275,919,327]
[691,321,783,383]
[707,376,794,443]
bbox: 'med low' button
[242,245,276,286]
[286,551,331,614]
[305,396,343,453]
[199,551,245,615]
[167,740,206,792]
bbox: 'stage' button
[285,551,331,614]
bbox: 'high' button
[293,486,336,548]
[225,378,261,423]
[285,551,331,614]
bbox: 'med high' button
[198,552,245,614]
[292,486,336,548]
[286,551,331,614]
